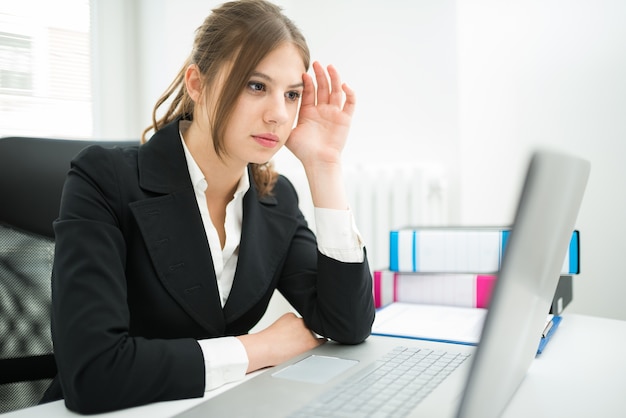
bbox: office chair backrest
[0,136,137,413]
[0,137,137,238]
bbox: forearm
[314,207,364,263]
[303,160,348,210]
[236,332,273,373]
[311,252,375,343]
[236,313,325,373]
[54,331,205,414]
[197,337,248,390]
[278,243,375,344]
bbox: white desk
[502,313,626,418]
[4,313,626,418]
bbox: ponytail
[141,58,194,144]
[251,162,278,197]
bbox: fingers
[308,61,355,114]
[342,82,356,117]
[300,72,316,107]
[312,61,329,104]
[326,64,344,108]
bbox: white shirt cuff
[197,336,249,391]
[314,207,365,263]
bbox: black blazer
[43,118,375,413]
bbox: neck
[183,120,245,200]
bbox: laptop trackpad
[272,355,358,384]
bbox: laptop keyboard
[289,345,471,418]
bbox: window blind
[0,0,92,138]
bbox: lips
[252,133,279,148]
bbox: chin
[251,152,278,165]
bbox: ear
[184,64,203,103]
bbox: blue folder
[537,315,562,355]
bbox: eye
[286,90,301,102]
[247,81,266,93]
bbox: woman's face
[221,43,306,166]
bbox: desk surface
[5,313,626,418]
[502,313,626,418]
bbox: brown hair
[142,0,310,196]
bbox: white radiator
[344,163,448,271]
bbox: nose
[263,94,289,126]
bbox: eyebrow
[250,71,304,89]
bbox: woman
[42,0,375,413]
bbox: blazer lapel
[222,182,299,323]
[131,119,225,335]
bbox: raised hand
[286,61,356,168]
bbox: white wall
[456,0,626,321]
[91,0,140,139]
[93,0,626,321]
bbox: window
[0,0,92,138]
[0,32,33,95]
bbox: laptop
[177,149,590,418]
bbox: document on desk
[372,302,487,345]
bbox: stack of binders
[374,226,577,313]
[372,226,579,353]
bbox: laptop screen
[457,150,590,418]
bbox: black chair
[0,136,137,413]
